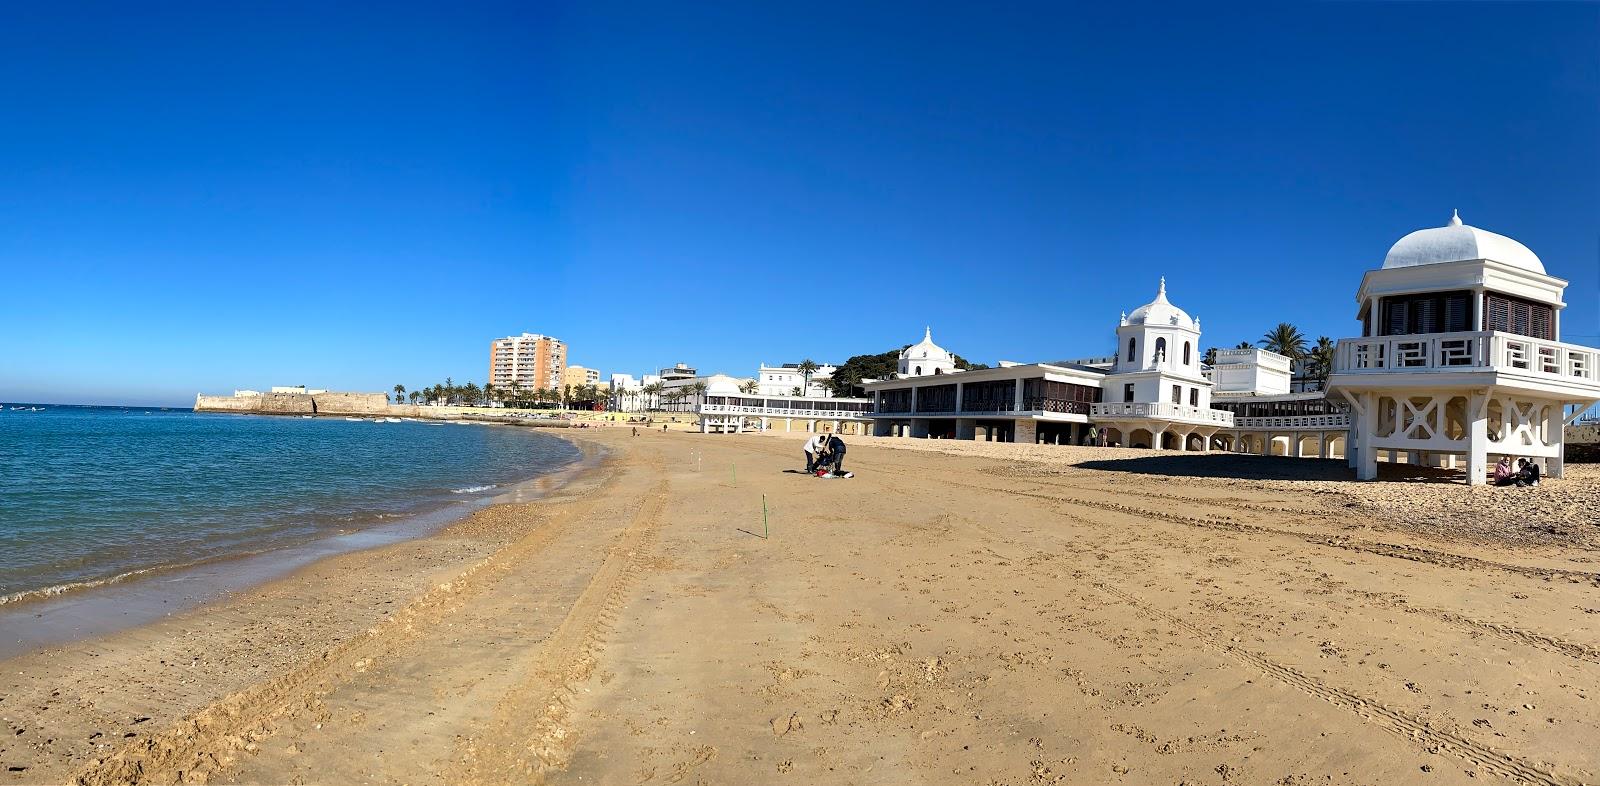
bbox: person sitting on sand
[1518,458,1541,487]
[1493,456,1516,486]
[803,433,826,473]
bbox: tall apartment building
[488,333,567,391]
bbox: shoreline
[8,431,1600,784]
[0,432,605,661]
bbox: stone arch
[1126,337,1136,362]
[1128,428,1153,449]
[1183,341,1192,366]
[1155,337,1167,363]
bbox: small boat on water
[300,415,314,419]
[344,417,363,422]
[384,417,402,423]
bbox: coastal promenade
[5,433,1600,784]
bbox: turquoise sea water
[0,406,581,603]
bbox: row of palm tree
[612,380,712,412]
[1254,323,1337,389]
[392,378,608,409]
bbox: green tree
[1259,323,1308,359]
[796,359,819,397]
[1235,341,1253,350]
[408,390,420,405]
[393,384,405,404]
[1202,347,1218,365]
[1307,336,1337,390]
[738,380,759,394]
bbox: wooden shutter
[1531,304,1552,340]
[1485,294,1511,333]
[1444,294,1470,332]
[1385,299,1408,335]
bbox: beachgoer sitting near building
[1518,458,1541,487]
[803,433,826,473]
[1493,456,1516,486]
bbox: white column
[1317,433,1329,459]
[1174,429,1188,452]
[1466,393,1488,486]
[1013,378,1024,412]
[785,418,792,432]
[1547,404,1566,479]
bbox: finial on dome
[924,326,931,341]
[1448,209,1462,227]
[1158,276,1166,296]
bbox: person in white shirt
[803,433,826,473]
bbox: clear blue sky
[2,2,1596,407]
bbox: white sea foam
[450,484,497,494]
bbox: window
[1183,342,1192,365]
[915,366,922,375]
[1379,290,1473,335]
[1123,383,1134,402]
[1171,384,1181,405]
[1126,338,1136,362]
[1189,388,1199,407]
[1154,337,1166,362]
[1484,293,1554,340]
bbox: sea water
[0,406,582,604]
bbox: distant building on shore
[270,385,327,395]
[561,364,600,391]
[488,333,567,392]
[756,362,837,397]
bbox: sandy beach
[4,430,1600,785]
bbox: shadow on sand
[1074,454,1468,485]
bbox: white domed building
[1327,212,1600,483]
[898,328,956,378]
[1089,278,1235,449]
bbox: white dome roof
[1124,278,1196,330]
[1383,211,1544,273]
[900,327,951,361]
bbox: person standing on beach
[825,433,847,475]
[803,433,825,473]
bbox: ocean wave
[449,484,497,494]
[0,565,167,607]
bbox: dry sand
[3,430,1600,785]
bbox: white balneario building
[1327,211,1600,483]
[862,285,1352,452]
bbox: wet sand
[4,430,1599,785]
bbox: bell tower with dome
[1090,278,1233,449]
[897,327,956,378]
[1327,211,1600,484]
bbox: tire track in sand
[1092,581,1579,786]
[70,462,628,786]
[448,480,670,784]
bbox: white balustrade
[1230,413,1351,430]
[1089,402,1235,426]
[699,403,872,420]
[1334,331,1600,384]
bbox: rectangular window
[1484,293,1554,340]
[1189,388,1199,407]
[1379,290,1476,336]
[1171,384,1181,405]
[1123,383,1134,403]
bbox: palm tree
[797,359,819,397]
[393,384,405,404]
[1308,336,1337,390]
[463,381,482,406]
[790,386,803,396]
[690,381,709,408]
[1259,323,1308,359]
[738,380,759,394]
[1235,341,1253,350]
[483,383,497,408]
[642,382,664,411]
[1202,347,1218,365]
[408,390,421,405]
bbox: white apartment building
[756,363,837,397]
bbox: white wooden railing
[699,403,873,419]
[1231,413,1351,430]
[1334,331,1599,383]
[1089,402,1235,426]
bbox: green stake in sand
[762,494,769,539]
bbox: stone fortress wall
[194,392,392,416]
